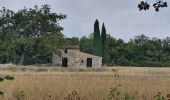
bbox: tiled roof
[64,45,80,50]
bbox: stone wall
[52,49,102,68]
[79,52,102,68]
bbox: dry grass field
[0,65,170,100]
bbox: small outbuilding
[52,45,102,68]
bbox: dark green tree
[93,19,102,56]
[13,5,66,65]
[0,7,18,64]
[80,35,93,54]
[101,23,107,64]
[65,37,79,45]
[0,5,66,65]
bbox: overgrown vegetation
[0,75,14,96]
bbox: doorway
[62,58,68,67]
[87,58,92,67]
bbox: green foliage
[65,37,79,45]
[101,23,108,64]
[138,0,168,12]
[92,20,108,63]
[0,91,4,96]
[0,77,4,82]
[79,33,170,67]
[0,5,66,65]
[108,34,170,67]
[93,19,102,56]
[80,36,93,54]
[5,75,14,80]
[123,92,138,100]
[108,69,121,100]
[1,5,170,67]
[167,94,170,99]
[117,57,131,66]
[154,92,170,100]
[108,87,121,100]
[154,92,165,100]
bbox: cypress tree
[93,19,102,56]
[101,23,107,64]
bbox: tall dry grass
[0,67,170,100]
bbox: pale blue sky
[0,0,170,41]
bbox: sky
[0,0,170,41]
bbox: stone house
[52,45,102,68]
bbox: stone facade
[52,45,102,68]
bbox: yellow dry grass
[0,67,170,100]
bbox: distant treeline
[1,5,170,67]
[66,34,170,67]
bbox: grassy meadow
[0,66,170,100]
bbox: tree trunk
[19,51,26,65]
